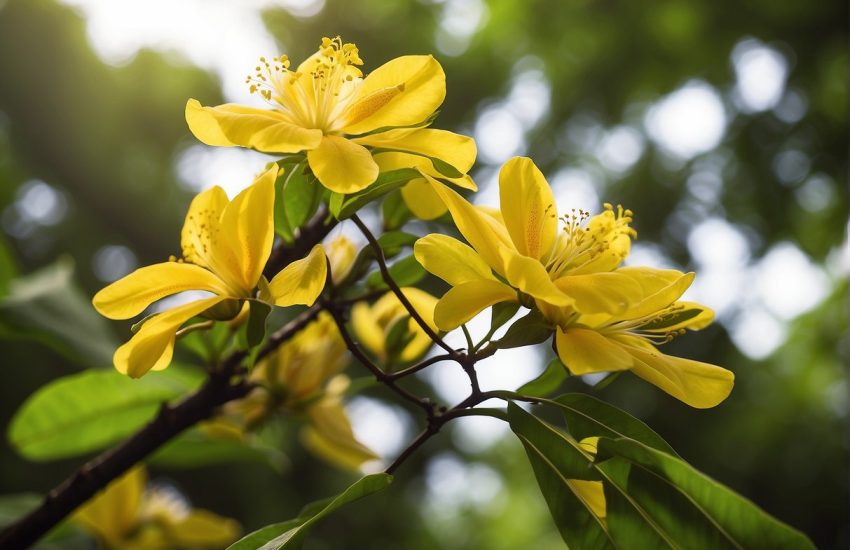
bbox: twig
[323,299,435,418]
[0,306,322,550]
[350,214,455,356]
[386,354,452,381]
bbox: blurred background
[0,0,846,547]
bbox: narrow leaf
[517,358,569,397]
[381,191,412,230]
[489,302,521,334]
[246,301,272,348]
[367,256,425,289]
[227,473,393,550]
[331,168,420,220]
[494,309,552,349]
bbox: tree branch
[0,306,322,550]
[350,214,455,355]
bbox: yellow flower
[327,234,358,285]
[185,36,476,194]
[74,466,239,550]
[351,287,438,363]
[92,166,328,378]
[554,267,734,408]
[415,156,638,330]
[220,313,378,470]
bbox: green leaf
[0,258,119,368]
[366,255,425,289]
[384,316,416,362]
[8,368,197,461]
[597,438,816,549]
[489,302,521,334]
[429,156,463,178]
[376,231,418,258]
[493,309,552,349]
[517,358,569,397]
[329,168,420,220]
[381,191,412,230]
[508,403,616,549]
[246,301,272,348]
[552,393,678,456]
[227,473,393,550]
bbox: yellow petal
[554,271,644,315]
[624,342,735,409]
[354,128,476,175]
[327,236,358,284]
[185,99,322,152]
[351,301,386,358]
[414,234,496,285]
[75,466,145,547]
[216,166,277,291]
[502,249,573,307]
[401,178,447,220]
[426,175,514,275]
[303,401,379,471]
[567,479,607,519]
[555,328,634,375]
[93,263,231,320]
[307,135,379,193]
[498,157,557,260]
[434,280,517,330]
[342,55,445,135]
[169,510,241,548]
[114,296,225,378]
[668,301,715,330]
[620,269,694,321]
[268,244,328,307]
[180,185,228,269]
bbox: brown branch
[0,306,322,550]
[350,214,455,355]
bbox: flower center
[246,36,364,133]
[544,203,636,279]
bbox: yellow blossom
[327,234,358,285]
[351,287,439,363]
[74,466,239,550]
[415,156,638,331]
[554,267,734,408]
[185,37,476,194]
[218,313,378,470]
[92,166,328,378]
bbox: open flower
[74,466,239,550]
[186,36,476,194]
[415,156,639,330]
[92,166,328,378]
[554,267,734,408]
[351,288,438,363]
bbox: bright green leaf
[8,368,198,461]
[367,255,425,289]
[381,191,411,231]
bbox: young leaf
[366,256,425,289]
[489,302,521,334]
[516,358,569,397]
[493,309,552,349]
[8,369,197,461]
[597,438,816,550]
[226,473,393,550]
[329,168,420,220]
